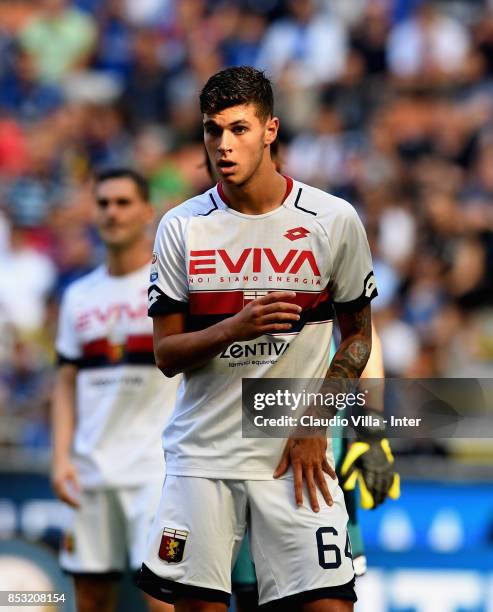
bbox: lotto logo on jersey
[148,285,164,308]
[189,248,321,276]
[363,272,377,299]
[159,528,188,563]
[284,226,310,241]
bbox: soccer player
[138,66,378,611]
[51,169,176,612]
[203,125,399,607]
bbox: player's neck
[220,163,287,215]
[105,238,151,277]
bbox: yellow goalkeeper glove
[341,410,400,509]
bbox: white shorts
[138,475,356,608]
[60,479,163,574]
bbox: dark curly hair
[200,66,274,122]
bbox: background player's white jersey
[149,178,377,479]
[56,263,179,488]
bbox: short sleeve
[148,215,189,317]
[330,207,378,312]
[56,288,82,365]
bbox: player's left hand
[274,437,337,512]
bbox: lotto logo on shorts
[159,527,188,563]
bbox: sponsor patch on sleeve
[150,252,159,282]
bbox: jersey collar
[216,175,294,209]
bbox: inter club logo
[284,227,310,241]
[159,527,188,563]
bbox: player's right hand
[51,460,81,508]
[224,291,301,341]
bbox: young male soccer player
[52,169,176,612]
[138,66,378,611]
[203,146,400,605]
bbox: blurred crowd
[1,0,493,455]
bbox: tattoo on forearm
[328,304,372,381]
[299,304,372,425]
[329,339,371,379]
[348,340,371,364]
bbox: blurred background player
[51,168,176,612]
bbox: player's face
[203,103,278,186]
[95,177,153,249]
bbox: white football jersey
[149,178,377,479]
[56,263,179,488]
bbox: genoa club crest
[159,527,188,563]
[63,532,75,553]
[108,343,125,363]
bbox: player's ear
[264,116,279,147]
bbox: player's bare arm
[153,291,301,377]
[51,363,80,508]
[275,304,372,512]
[328,304,372,380]
[361,323,383,380]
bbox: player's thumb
[358,473,375,510]
[388,473,401,500]
[322,457,337,480]
[67,465,81,495]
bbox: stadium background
[0,0,492,610]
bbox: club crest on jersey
[109,343,125,362]
[63,532,75,553]
[284,226,310,241]
[159,528,188,563]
